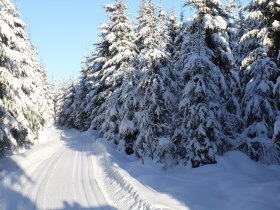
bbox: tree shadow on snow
[62,201,118,210]
[0,185,39,210]
[57,126,101,155]
[0,154,38,209]
[0,155,33,184]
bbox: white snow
[0,130,3,141]
[274,121,280,140]
[1,127,280,210]
[215,16,227,30]
[272,20,280,30]
[158,137,170,147]
[257,80,270,93]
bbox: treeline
[57,0,280,168]
[0,0,54,156]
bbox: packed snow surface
[0,127,280,210]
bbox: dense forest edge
[1,0,280,169]
[56,0,280,168]
[0,0,54,156]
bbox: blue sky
[16,0,250,84]
[16,0,184,84]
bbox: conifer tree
[166,8,181,58]
[238,0,280,163]
[72,55,97,130]
[134,1,176,164]
[69,21,111,130]
[116,70,140,154]
[0,0,54,155]
[172,0,238,167]
[91,0,138,141]
[156,0,169,50]
[57,81,76,127]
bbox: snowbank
[90,133,280,210]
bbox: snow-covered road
[0,127,113,210]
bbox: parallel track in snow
[0,127,112,210]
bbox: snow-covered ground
[0,127,280,210]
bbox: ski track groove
[71,149,79,203]
[75,134,88,207]
[40,145,70,209]
[1,128,124,210]
[33,147,67,210]
[81,136,92,206]
[20,143,66,210]
[86,137,110,210]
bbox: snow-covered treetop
[137,2,158,49]
[185,0,223,15]
[105,0,128,15]
[185,0,230,33]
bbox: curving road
[0,127,114,210]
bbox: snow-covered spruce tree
[156,0,169,50]
[108,0,144,155]
[232,2,249,67]
[54,84,66,124]
[222,0,243,139]
[76,2,128,131]
[166,8,181,58]
[133,1,177,166]
[172,0,239,168]
[116,70,140,154]
[54,82,72,124]
[238,0,280,163]
[72,23,112,131]
[0,0,54,155]
[33,62,55,126]
[71,55,97,130]
[56,81,76,127]
[90,0,138,142]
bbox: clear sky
[16,0,249,85]
[16,0,185,84]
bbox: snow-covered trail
[0,127,113,210]
[1,126,280,210]
[0,127,186,210]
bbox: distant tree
[56,81,76,127]
[72,55,97,130]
